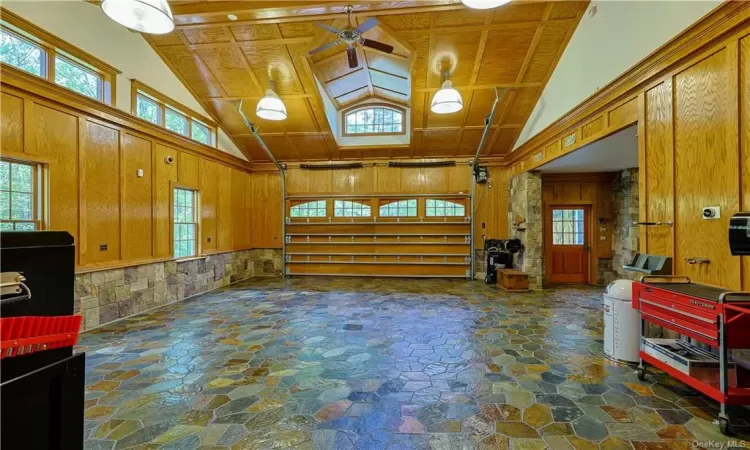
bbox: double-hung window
[173,188,199,259]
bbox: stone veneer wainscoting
[75,249,282,330]
[508,172,543,289]
[611,168,640,280]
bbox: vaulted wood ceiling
[146,1,587,162]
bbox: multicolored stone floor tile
[78,278,750,449]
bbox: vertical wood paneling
[154,144,178,258]
[121,133,153,260]
[1,92,23,154]
[178,151,200,187]
[28,103,79,262]
[216,164,232,250]
[200,158,218,253]
[251,172,282,248]
[231,168,249,249]
[741,35,750,290]
[81,120,120,264]
[674,49,741,289]
[644,81,675,260]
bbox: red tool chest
[633,276,750,435]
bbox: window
[173,188,198,259]
[136,94,160,125]
[191,120,211,145]
[379,199,417,217]
[426,199,465,217]
[552,208,584,245]
[290,200,326,218]
[54,55,100,100]
[0,28,43,76]
[0,160,39,231]
[344,105,404,135]
[0,11,118,104]
[165,107,188,136]
[334,200,371,217]
[132,80,216,147]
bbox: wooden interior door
[546,206,590,284]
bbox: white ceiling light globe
[461,0,512,10]
[430,80,463,114]
[101,0,174,34]
[256,89,288,121]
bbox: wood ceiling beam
[514,3,553,86]
[393,18,577,38]
[156,37,315,51]
[416,82,542,93]
[202,93,316,101]
[174,3,466,30]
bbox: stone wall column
[612,168,640,280]
[508,172,543,289]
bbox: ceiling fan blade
[308,40,342,56]
[354,17,379,34]
[347,46,358,69]
[361,38,394,54]
[315,22,341,34]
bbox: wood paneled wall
[509,5,750,291]
[273,162,510,250]
[542,174,614,285]
[1,68,256,273]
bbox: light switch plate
[137,169,144,178]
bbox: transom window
[132,80,216,147]
[344,105,404,135]
[334,200,371,217]
[552,208,584,245]
[0,12,118,104]
[290,200,326,218]
[0,160,40,231]
[426,199,465,217]
[173,188,198,259]
[379,199,417,217]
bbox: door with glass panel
[546,206,590,284]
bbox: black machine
[729,212,750,256]
[0,231,85,450]
[484,238,523,284]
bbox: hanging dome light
[256,83,287,121]
[460,0,512,9]
[101,0,174,34]
[431,74,463,114]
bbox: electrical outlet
[702,206,721,220]
[99,243,108,251]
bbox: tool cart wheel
[637,367,647,381]
[719,417,731,436]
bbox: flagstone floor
[79,277,750,450]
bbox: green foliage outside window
[0,160,37,231]
[191,121,210,145]
[0,29,43,76]
[165,108,188,136]
[137,94,160,125]
[54,56,100,100]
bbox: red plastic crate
[0,315,82,359]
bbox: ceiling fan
[308,5,394,69]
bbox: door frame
[544,203,593,285]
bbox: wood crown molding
[505,1,750,167]
[0,64,252,173]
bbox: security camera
[702,206,720,220]
[165,156,174,164]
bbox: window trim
[132,79,217,147]
[171,184,201,260]
[288,200,328,218]
[0,158,46,231]
[0,7,119,105]
[341,103,406,137]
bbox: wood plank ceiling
[145,1,587,162]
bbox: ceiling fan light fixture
[460,0,512,10]
[256,87,288,121]
[431,79,463,114]
[101,0,174,34]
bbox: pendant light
[101,0,175,34]
[430,71,463,114]
[460,0,512,9]
[256,81,288,121]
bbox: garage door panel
[287,263,469,277]
[286,243,471,254]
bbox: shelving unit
[633,276,750,435]
[285,194,472,278]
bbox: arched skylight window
[344,105,404,135]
